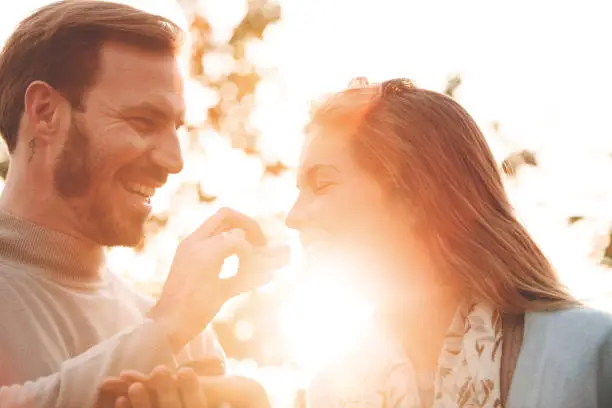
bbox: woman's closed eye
[300,165,342,195]
[312,180,335,194]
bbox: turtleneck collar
[0,209,107,285]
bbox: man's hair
[0,0,184,152]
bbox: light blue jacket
[309,307,612,407]
[508,307,612,407]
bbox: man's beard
[52,119,146,247]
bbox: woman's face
[286,126,422,299]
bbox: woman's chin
[303,241,336,259]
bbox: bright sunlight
[1,1,611,407]
[280,273,374,377]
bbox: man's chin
[114,232,144,248]
[97,230,144,247]
[93,216,146,248]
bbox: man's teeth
[125,182,156,197]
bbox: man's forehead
[96,42,183,91]
[89,43,185,114]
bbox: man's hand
[101,366,205,408]
[100,366,272,408]
[149,208,290,352]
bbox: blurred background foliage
[1,0,612,406]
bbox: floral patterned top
[309,302,504,408]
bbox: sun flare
[280,273,374,377]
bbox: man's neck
[0,208,107,283]
[0,170,105,282]
[0,166,95,246]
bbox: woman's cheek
[309,194,346,235]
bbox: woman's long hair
[308,78,578,313]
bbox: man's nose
[151,131,184,175]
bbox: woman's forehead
[299,127,356,171]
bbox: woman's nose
[285,199,305,231]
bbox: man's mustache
[125,164,169,186]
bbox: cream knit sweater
[0,209,224,408]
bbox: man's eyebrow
[122,100,185,129]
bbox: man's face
[53,42,185,246]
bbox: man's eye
[130,117,155,131]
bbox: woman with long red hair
[286,77,612,408]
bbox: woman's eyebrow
[296,164,341,188]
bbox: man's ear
[23,81,69,145]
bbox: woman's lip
[301,239,324,248]
[304,241,336,256]
[299,235,331,247]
